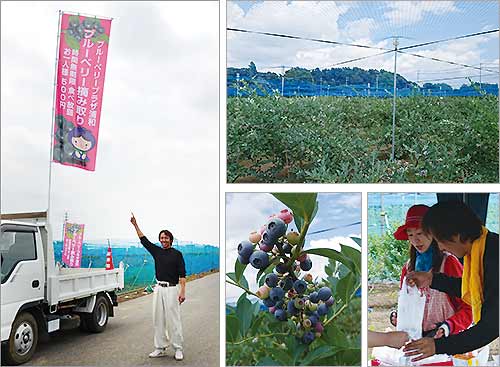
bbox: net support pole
[281,65,285,96]
[391,37,399,161]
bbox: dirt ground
[367,282,499,360]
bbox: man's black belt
[157,281,177,287]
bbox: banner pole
[48,10,62,223]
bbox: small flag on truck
[62,222,85,268]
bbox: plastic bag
[396,277,426,340]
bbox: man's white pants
[152,285,183,351]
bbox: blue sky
[227,1,499,87]
[225,193,361,301]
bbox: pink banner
[62,222,85,268]
[52,13,112,171]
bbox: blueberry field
[226,194,361,366]
[227,94,499,183]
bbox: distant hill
[228,61,418,89]
[228,62,497,92]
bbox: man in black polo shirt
[130,213,186,361]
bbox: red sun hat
[393,204,430,240]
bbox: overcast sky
[225,193,361,302]
[1,1,219,245]
[227,0,499,87]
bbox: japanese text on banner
[52,13,112,172]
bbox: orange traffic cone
[106,243,114,270]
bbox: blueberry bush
[368,231,408,282]
[227,93,498,183]
[226,193,361,366]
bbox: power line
[418,72,499,83]
[398,50,498,74]
[227,27,391,52]
[399,29,499,51]
[308,221,362,236]
[229,27,498,75]
[327,50,394,68]
[419,66,500,75]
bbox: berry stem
[227,332,290,345]
[323,284,361,327]
[226,279,260,298]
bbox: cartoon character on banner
[67,126,96,165]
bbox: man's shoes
[174,350,184,361]
[149,349,168,358]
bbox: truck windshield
[1,231,37,283]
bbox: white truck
[1,212,124,365]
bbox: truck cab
[1,212,124,365]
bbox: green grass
[227,95,499,183]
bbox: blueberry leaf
[256,357,279,366]
[298,345,340,366]
[269,349,294,365]
[350,236,361,247]
[226,272,237,283]
[64,32,80,50]
[272,193,318,223]
[226,314,241,342]
[68,15,80,26]
[236,293,254,336]
[92,33,109,43]
[304,247,356,275]
[336,272,357,305]
[235,258,247,282]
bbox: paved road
[29,273,219,366]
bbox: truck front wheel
[83,295,109,333]
[3,312,38,365]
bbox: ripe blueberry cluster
[236,209,334,344]
[66,17,105,42]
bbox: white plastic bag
[396,277,426,340]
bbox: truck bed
[47,263,124,305]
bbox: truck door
[1,224,44,341]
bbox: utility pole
[345,77,348,86]
[281,65,285,96]
[236,72,240,97]
[367,82,370,97]
[376,75,379,94]
[479,62,482,90]
[391,37,399,161]
[327,84,330,96]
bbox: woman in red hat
[390,204,472,339]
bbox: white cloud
[384,1,459,26]
[227,0,351,68]
[345,18,378,41]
